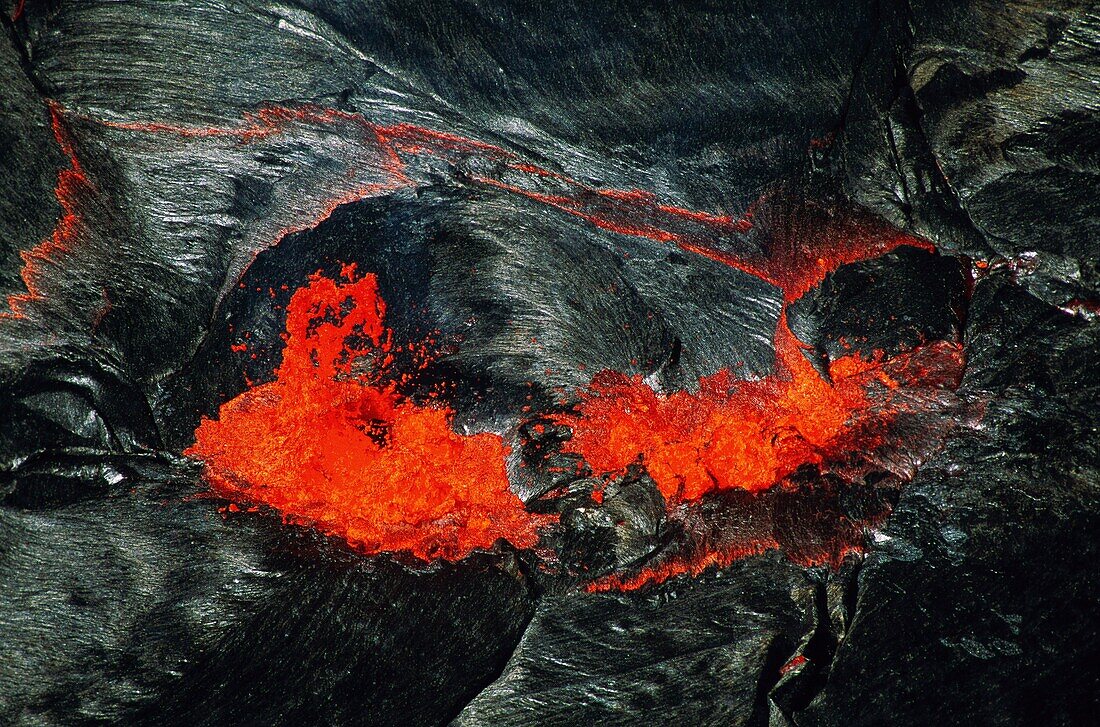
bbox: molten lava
[186,265,551,561]
[548,210,962,589]
[558,202,940,507]
[560,321,900,502]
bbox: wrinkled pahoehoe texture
[1,1,1097,726]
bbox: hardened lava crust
[0,2,1097,726]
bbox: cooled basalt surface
[1,1,1097,725]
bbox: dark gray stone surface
[0,2,1096,725]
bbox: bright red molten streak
[81,102,757,270]
[186,266,552,561]
[4,103,88,319]
[586,540,780,593]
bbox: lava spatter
[186,265,552,561]
[559,322,900,503]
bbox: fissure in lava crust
[3,103,89,319]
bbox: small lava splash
[186,265,552,561]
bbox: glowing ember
[186,265,551,561]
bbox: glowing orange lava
[186,265,552,561]
[561,321,900,503]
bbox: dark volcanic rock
[455,554,820,727]
[0,1,1097,726]
[787,246,968,369]
[795,273,1100,727]
[905,0,1100,294]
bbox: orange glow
[186,266,553,561]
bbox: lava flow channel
[186,265,553,561]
